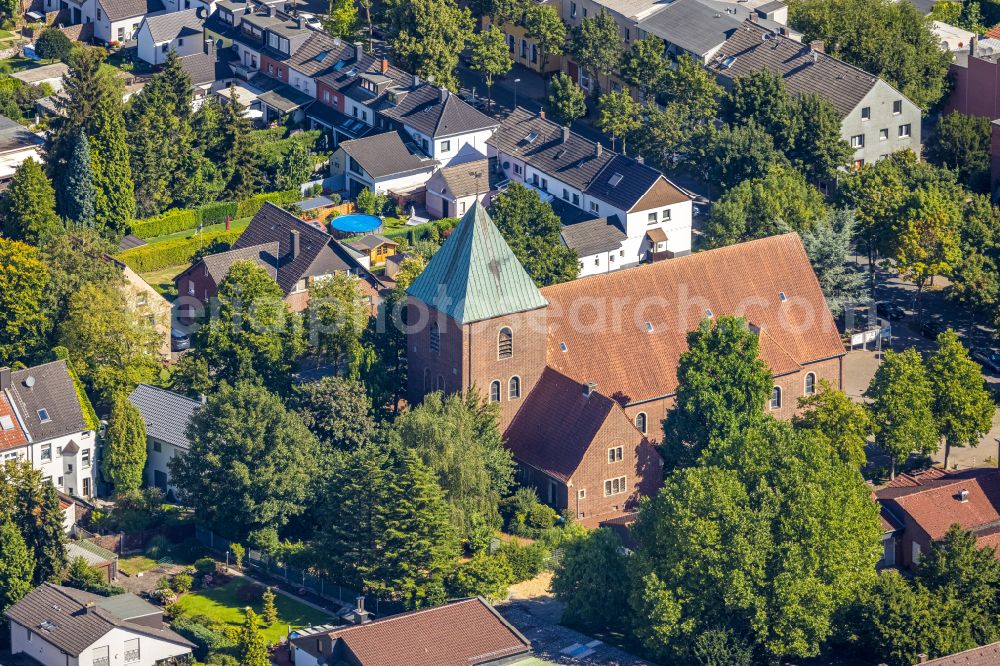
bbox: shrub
[35,28,73,62]
[171,616,232,658]
[501,488,557,537]
[199,201,239,227]
[497,540,547,583]
[117,227,243,273]
[194,557,217,576]
[172,573,193,593]
[130,208,200,239]
[447,553,513,602]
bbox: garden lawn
[118,555,159,576]
[139,264,185,300]
[145,217,251,245]
[174,578,331,644]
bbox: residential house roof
[282,31,354,77]
[10,62,69,85]
[100,0,165,22]
[591,0,666,21]
[296,195,335,210]
[638,0,743,58]
[0,114,43,154]
[505,367,636,482]
[178,49,234,86]
[232,203,356,295]
[587,154,689,212]
[540,233,845,405]
[407,200,549,325]
[0,391,28,453]
[289,597,531,666]
[922,643,1000,665]
[377,85,497,139]
[6,361,88,442]
[4,584,194,656]
[193,240,279,285]
[488,108,688,212]
[488,108,613,194]
[559,215,626,257]
[258,84,313,113]
[304,102,374,139]
[708,20,881,117]
[143,8,202,43]
[345,235,397,252]
[66,540,116,567]
[427,158,501,200]
[127,384,201,451]
[877,469,1000,543]
[338,131,437,179]
[315,51,411,102]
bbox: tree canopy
[103,394,148,496]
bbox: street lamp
[513,78,521,110]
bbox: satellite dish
[24,376,35,389]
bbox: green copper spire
[406,199,548,324]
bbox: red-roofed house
[876,468,1000,569]
[288,597,531,666]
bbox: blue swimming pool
[330,213,382,234]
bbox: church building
[406,202,846,524]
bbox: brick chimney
[380,57,389,74]
[539,110,545,119]
[562,125,570,143]
[289,229,300,260]
[0,367,10,391]
[204,38,215,55]
[353,41,364,64]
[583,381,597,397]
[810,39,824,54]
[439,86,448,103]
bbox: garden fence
[194,526,404,616]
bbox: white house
[136,9,204,65]
[0,116,44,186]
[0,362,99,499]
[127,384,201,499]
[487,107,693,277]
[5,584,195,666]
[95,0,167,45]
[376,85,498,165]
[331,131,438,199]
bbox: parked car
[876,302,906,321]
[919,318,946,340]
[973,349,1000,374]
[298,12,322,29]
[170,328,191,351]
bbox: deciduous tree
[661,316,772,469]
[170,382,320,542]
[551,529,630,631]
[927,330,995,470]
[704,165,828,248]
[488,182,578,285]
[523,3,564,83]
[0,239,51,366]
[305,272,370,377]
[926,112,991,193]
[545,72,586,127]
[865,348,937,478]
[34,28,73,62]
[793,379,873,468]
[568,11,622,97]
[293,377,377,451]
[621,36,669,101]
[596,90,640,155]
[383,0,473,91]
[469,26,512,112]
[58,282,160,403]
[191,260,305,393]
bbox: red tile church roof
[540,233,845,405]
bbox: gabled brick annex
[406,201,845,523]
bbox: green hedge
[130,190,300,239]
[384,217,460,244]
[130,209,200,239]
[118,227,243,273]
